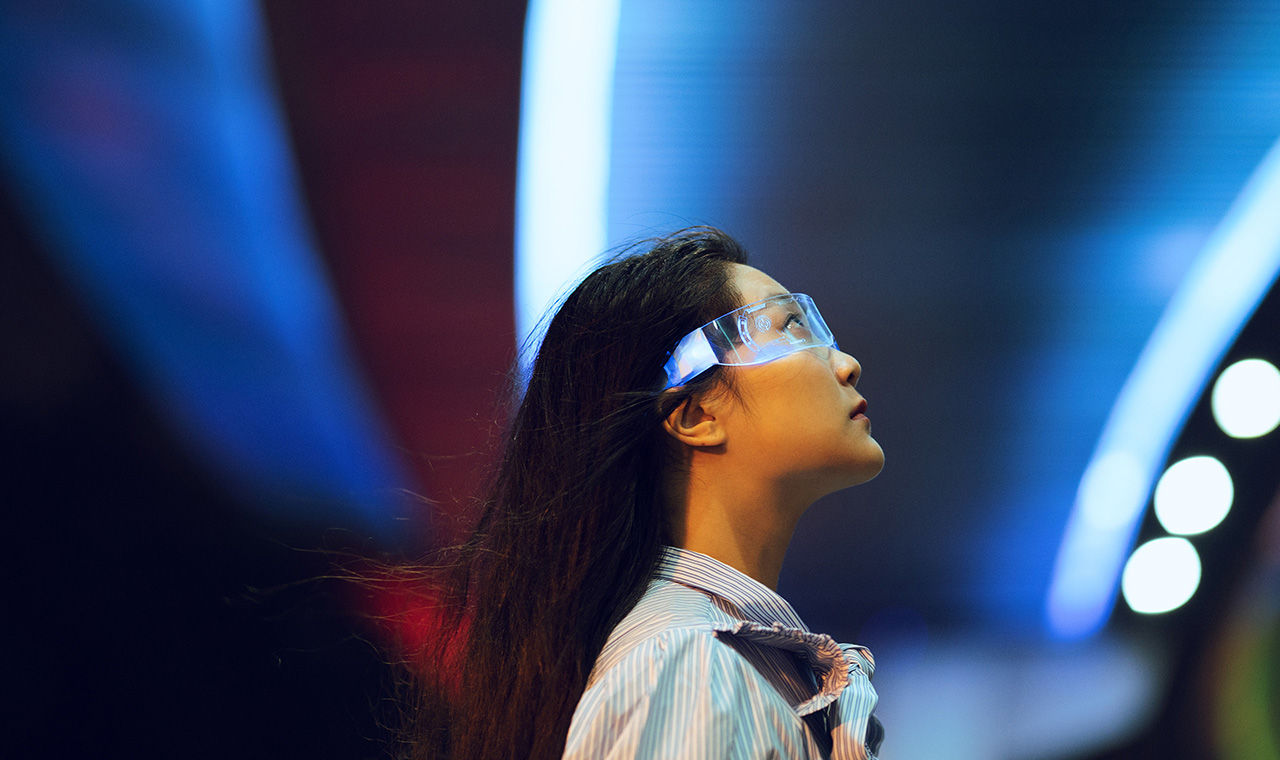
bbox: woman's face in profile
[718,263,885,497]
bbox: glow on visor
[662,294,836,389]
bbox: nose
[832,348,861,386]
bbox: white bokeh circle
[1122,537,1202,615]
[1153,455,1234,535]
[1212,358,1280,438]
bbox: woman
[406,227,884,759]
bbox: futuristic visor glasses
[662,293,836,389]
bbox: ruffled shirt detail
[567,546,883,759]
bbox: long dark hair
[398,227,748,759]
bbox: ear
[661,392,727,448]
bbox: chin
[788,440,885,497]
[843,441,886,487]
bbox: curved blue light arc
[1047,136,1280,639]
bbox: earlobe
[661,395,727,448]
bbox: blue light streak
[0,1,407,533]
[515,0,623,361]
[1047,136,1280,639]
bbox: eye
[780,312,811,342]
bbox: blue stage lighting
[1048,137,1280,639]
[515,0,623,364]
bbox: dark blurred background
[3,1,1278,758]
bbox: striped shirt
[563,547,882,759]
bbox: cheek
[734,360,843,442]
[760,393,840,448]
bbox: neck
[665,464,810,590]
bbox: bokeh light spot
[1122,537,1202,615]
[1212,358,1280,438]
[1153,455,1234,535]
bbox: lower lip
[851,413,869,422]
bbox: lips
[850,399,868,419]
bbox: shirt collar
[655,546,809,632]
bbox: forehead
[728,263,790,304]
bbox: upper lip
[850,399,868,418]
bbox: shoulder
[565,619,811,758]
[596,623,759,692]
[589,578,730,675]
